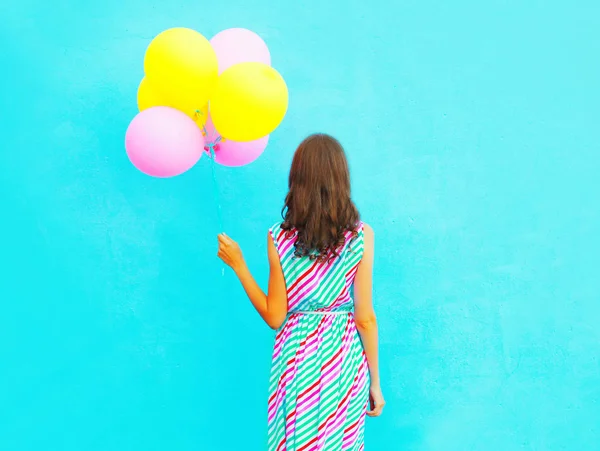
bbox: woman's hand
[217,233,245,273]
[367,384,385,417]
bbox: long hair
[281,133,360,261]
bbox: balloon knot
[204,142,220,156]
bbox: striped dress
[267,222,369,451]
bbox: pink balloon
[204,115,269,167]
[125,107,204,177]
[210,28,271,73]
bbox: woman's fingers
[217,239,231,255]
[366,406,377,416]
[218,233,237,249]
[217,233,241,269]
[366,397,385,417]
[367,407,382,417]
[366,399,375,416]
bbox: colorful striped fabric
[267,222,369,451]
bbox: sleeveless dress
[267,222,369,451]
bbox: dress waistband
[291,311,352,316]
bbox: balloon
[144,28,218,112]
[137,77,209,128]
[137,77,164,112]
[210,28,271,74]
[210,62,288,142]
[125,107,205,178]
[204,114,269,167]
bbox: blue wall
[1,0,599,450]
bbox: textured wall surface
[1,0,599,450]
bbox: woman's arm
[353,224,385,416]
[217,233,288,329]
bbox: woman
[217,133,384,450]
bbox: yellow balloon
[144,28,218,112]
[210,62,289,141]
[137,77,209,128]
[137,77,165,111]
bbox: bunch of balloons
[125,27,289,177]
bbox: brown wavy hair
[281,133,360,261]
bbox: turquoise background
[1,0,599,449]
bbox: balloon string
[207,142,225,277]
[195,109,226,276]
[196,110,226,277]
[207,144,223,232]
